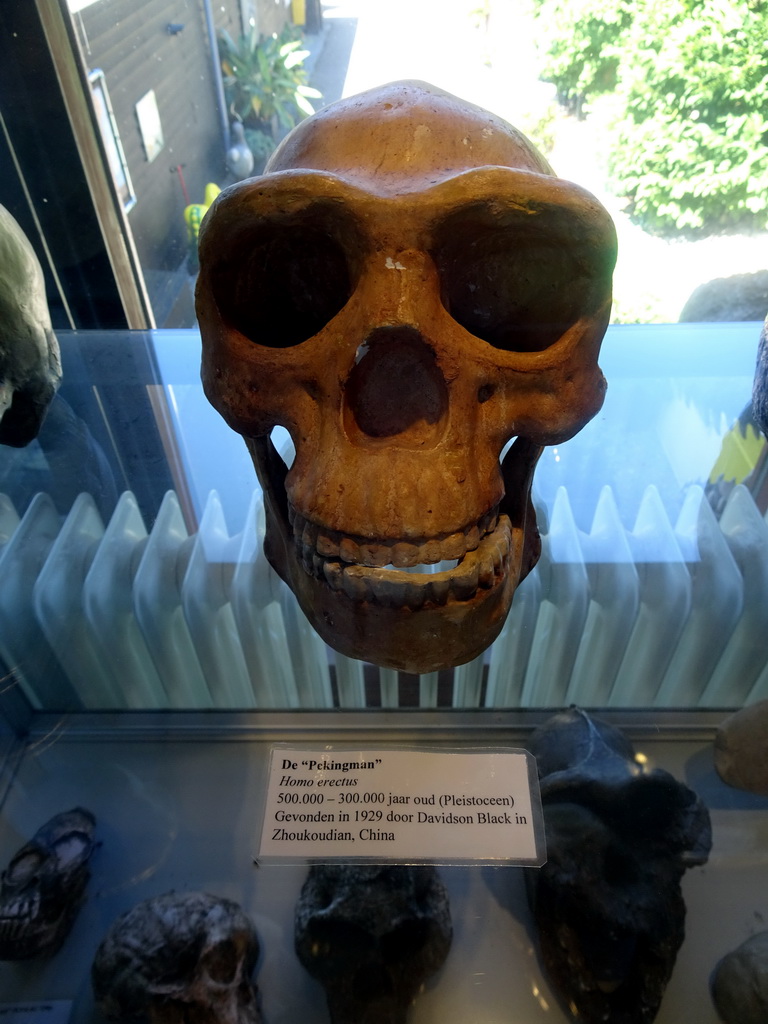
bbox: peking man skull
[197,81,616,673]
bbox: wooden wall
[251,0,294,39]
[77,0,239,276]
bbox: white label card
[0,1003,72,1024]
[258,746,544,864]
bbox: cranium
[197,80,616,672]
[0,806,97,959]
[92,891,262,1024]
[526,708,712,1023]
[0,205,62,447]
[294,864,452,1024]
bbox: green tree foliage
[534,0,768,235]
[611,0,768,234]
[533,0,633,115]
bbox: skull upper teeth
[292,509,512,608]
[290,507,499,568]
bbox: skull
[0,205,62,447]
[294,864,452,1024]
[753,313,768,438]
[197,80,616,672]
[715,699,768,794]
[0,806,97,959]
[712,930,768,1024]
[526,708,712,1023]
[92,891,262,1024]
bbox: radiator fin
[0,483,765,711]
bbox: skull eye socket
[601,843,639,887]
[202,938,240,984]
[432,207,603,353]
[6,850,45,885]
[208,204,362,347]
[305,919,374,973]
[380,918,434,963]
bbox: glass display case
[0,321,767,1023]
[3,2,768,1020]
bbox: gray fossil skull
[712,930,768,1024]
[92,891,262,1024]
[0,806,96,960]
[0,205,61,447]
[753,313,768,438]
[294,864,452,1024]
[197,79,616,673]
[526,708,712,1023]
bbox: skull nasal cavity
[344,327,448,443]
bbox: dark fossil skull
[295,864,452,1024]
[0,806,97,959]
[92,891,262,1024]
[526,707,711,1024]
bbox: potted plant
[218,26,321,144]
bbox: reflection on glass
[89,69,136,212]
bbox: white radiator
[0,482,766,711]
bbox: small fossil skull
[714,699,768,795]
[92,891,262,1024]
[197,80,616,672]
[711,930,768,1024]
[294,864,452,1024]
[0,205,62,447]
[0,806,97,959]
[526,708,711,1024]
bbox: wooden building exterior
[0,0,295,329]
[72,0,293,322]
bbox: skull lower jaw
[247,436,541,674]
[149,987,261,1024]
[325,980,416,1024]
[274,518,527,672]
[0,902,76,960]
